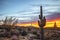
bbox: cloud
[43,6,60,12]
[0,14,4,16]
[18,18,31,20]
[47,12,60,20]
[0,0,60,22]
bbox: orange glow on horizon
[16,19,60,28]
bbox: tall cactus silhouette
[38,6,46,40]
[54,22,57,28]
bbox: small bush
[20,30,27,36]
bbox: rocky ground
[0,26,60,40]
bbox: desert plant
[38,6,46,27]
[2,16,18,27]
[20,30,27,36]
[3,17,8,25]
[32,31,37,35]
[38,6,46,40]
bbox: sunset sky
[0,0,60,27]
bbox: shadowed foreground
[0,26,60,40]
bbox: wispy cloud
[47,12,60,20]
[0,0,60,22]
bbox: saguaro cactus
[38,6,46,40]
[54,22,57,28]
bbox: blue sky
[0,0,60,22]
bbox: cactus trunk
[40,27,44,40]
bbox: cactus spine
[38,6,46,40]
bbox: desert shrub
[2,17,18,27]
[4,31,11,38]
[32,31,37,35]
[28,28,31,31]
[20,30,27,36]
